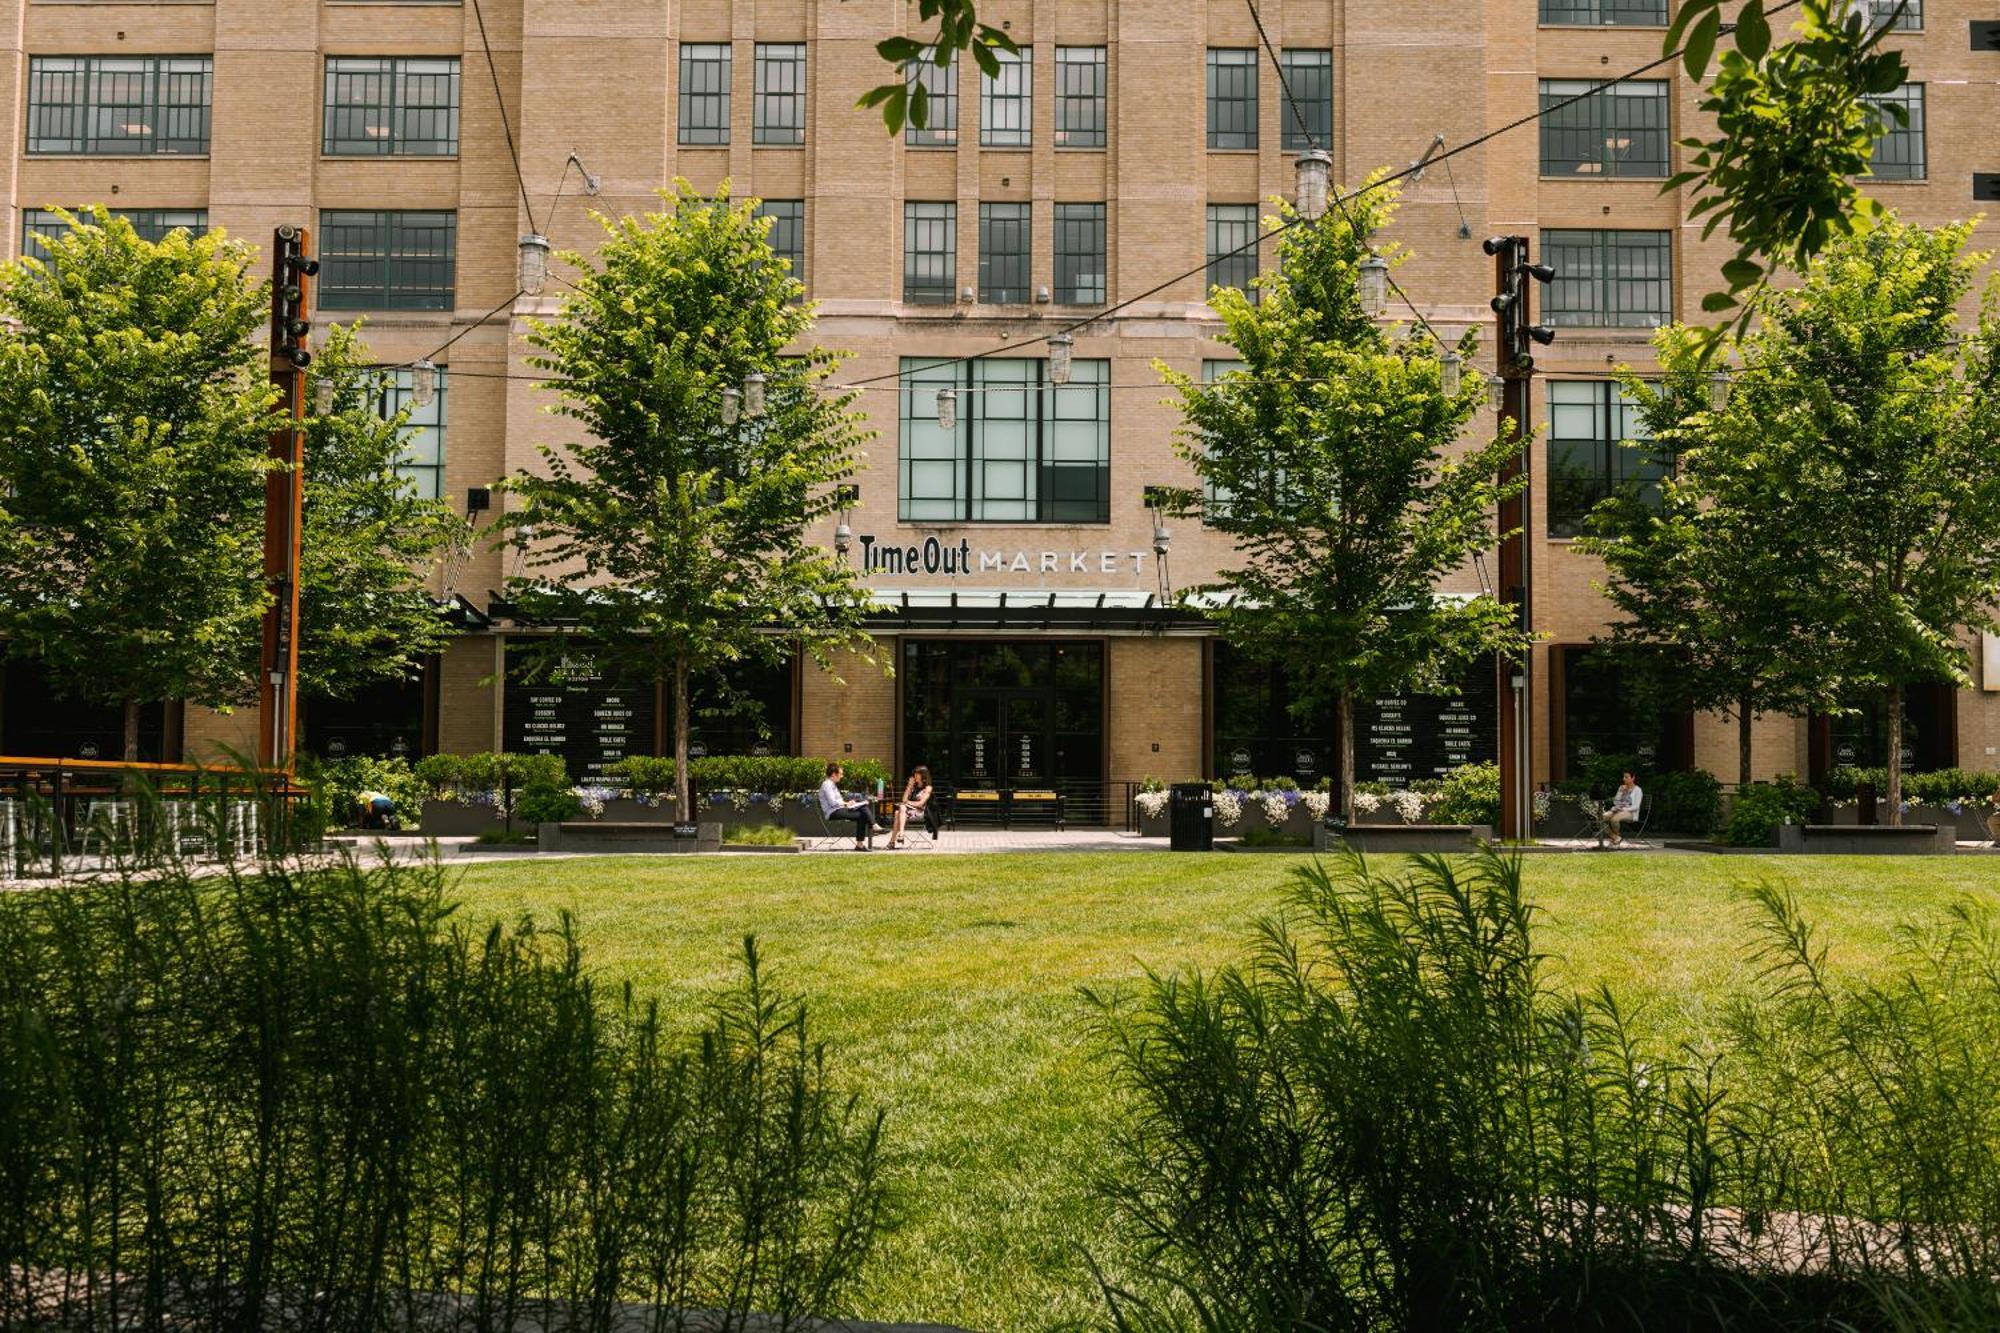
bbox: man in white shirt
[817,761,879,850]
[1597,770,1643,848]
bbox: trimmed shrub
[1431,760,1501,826]
[1726,775,1820,847]
[301,754,425,829]
[1825,766,2000,808]
[414,751,571,801]
[1648,768,1723,837]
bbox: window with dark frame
[978,202,1030,304]
[380,366,446,500]
[1200,358,1246,521]
[905,54,958,146]
[1278,49,1332,151]
[1054,47,1106,148]
[323,56,460,156]
[1546,379,1664,538]
[27,55,212,155]
[316,210,457,311]
[898,356,1110,522]
[1865,84,1925,180]
[756,199,805,286]
[1054,202,1106,305]
[903,201,956,304]
[21,208,207,258]
[753,43,806,146]
[980,47,1032,147]
[1539,79,1668,177]
[1207,203,1259,298]
[677,43,731,145]
[1540,228,1672,328]
[1538,0,1669,24]
[1206,48,1257,150]
[1857,0,1922,31]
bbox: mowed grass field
[449,851,2000,1331]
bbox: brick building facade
[2,0,1996,803]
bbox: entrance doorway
[902,640,1105,820]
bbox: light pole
[258,225,316,771]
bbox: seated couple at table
[817,762,934,851]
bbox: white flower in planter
[1301,791,1330,821]
[1213,790,1243,829]
[1135,790,1170,820]
[1260,792,1291,828]
[1353,791,1382,815]
[1387,789,1426,824]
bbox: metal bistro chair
[1595,794,1650,849]
[809,798,873,852]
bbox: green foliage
[1091,850,2000,1329]
[414,751,571,800]
[1431,760,1501,826]
[298,324,464,701]
[858,0,1016,132]
[1665,0,1912,347]
[687,753,889,796]
[505,182,876,812]
[1727,775,1821,846]
[1824,767,2000,807]
[0,855,891,1328]
[516,781,582,824]
[1162,180,1527,825]
[1648,767,1724,837]
[605,753,683,797]
[0,207,276,752]
[724,822,798,846]
[300,753,425,829]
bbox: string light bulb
[721,386,742,426]
[1440,349,1463,397]
[1294,149,1332,221]
[412,359,438,409]
[743,372,767,419]
[1710,369,1731,411]
[1358,255,1389,318]
[518,233,551,296]
[1047,330,1074,386]
[936,387,957,430]
[1486,373,1507,413]
[315,377,335,414]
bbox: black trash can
[1169,782,1214,851]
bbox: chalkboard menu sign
[1353,665,1498,787]
[504,641,655,780]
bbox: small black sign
[673,822,699,839]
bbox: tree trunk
[1884,681,1904,828]
[673,654,691,817]
[123,698,141,763]
[1737,691,1755,791]
[1338,686,1356,828]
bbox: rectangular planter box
[592,797,677,824]
[540,821,723,853]
[1825,802,1992,841]
[418,799,505,836]
[1778,823,1955,856]
[1316,822,1492,853]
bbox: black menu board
[504,641,655,780]
[1353,664,1498,787]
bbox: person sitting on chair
[1596,771,1643,848]
[817,762,878,850]
[887,765,934,849]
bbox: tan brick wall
[436,635,503,755]
[797,641,898,769]
[4,0,1997,780]
[1106,635,1204,784]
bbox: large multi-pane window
[1539,0,1669,23]
[1278,49,1333,151]
[1854,0,1922,31]
[22,207,207,258]
[381,366,446,500]
[905,55,958,146]
[1054,203,1106,305]
[27,56,211,155]
[756,199,805,284]
[678,43,731,145]
[980,47,1032,147]
[1539,79,1669,177]
[1055,47,1106,148]
[1865,84,1925,180]
[899,357,1110,522]
[979,203,1030,303]
[753,43,806,145]
[322,57,460,156]
[1206,49,1258,150]
[1547,380,1663,537]
[1207,204,1259,297]
[1541,229,1672,328]
[903,202,956,304]
[317,210,457,311]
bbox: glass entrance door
[902,640,1105,814]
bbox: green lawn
[449,851,2000,1332]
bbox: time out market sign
[853,534,1153,578]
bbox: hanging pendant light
[412,359,438,408]
[1486,373,1507,413]
[936,387,957,430]
[518,233,551,296]
[315,377,335,414]
[1710,368,1731,411]
[1440,349,1463,397]
[1294,148,1333,221]
[743,372,767,419]
[721,386,742,426]
[1358,255,1389,318]
[1047,330,1074,386]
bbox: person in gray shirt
[818,761,879,850]
[1597,770,1643,848]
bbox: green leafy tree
[0,209,275,759]
[1744,217,2000,823]
[504,182,874,812]
[299,325,465,704]
[1161,185,1528,826]
[1575,326,1845,788]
